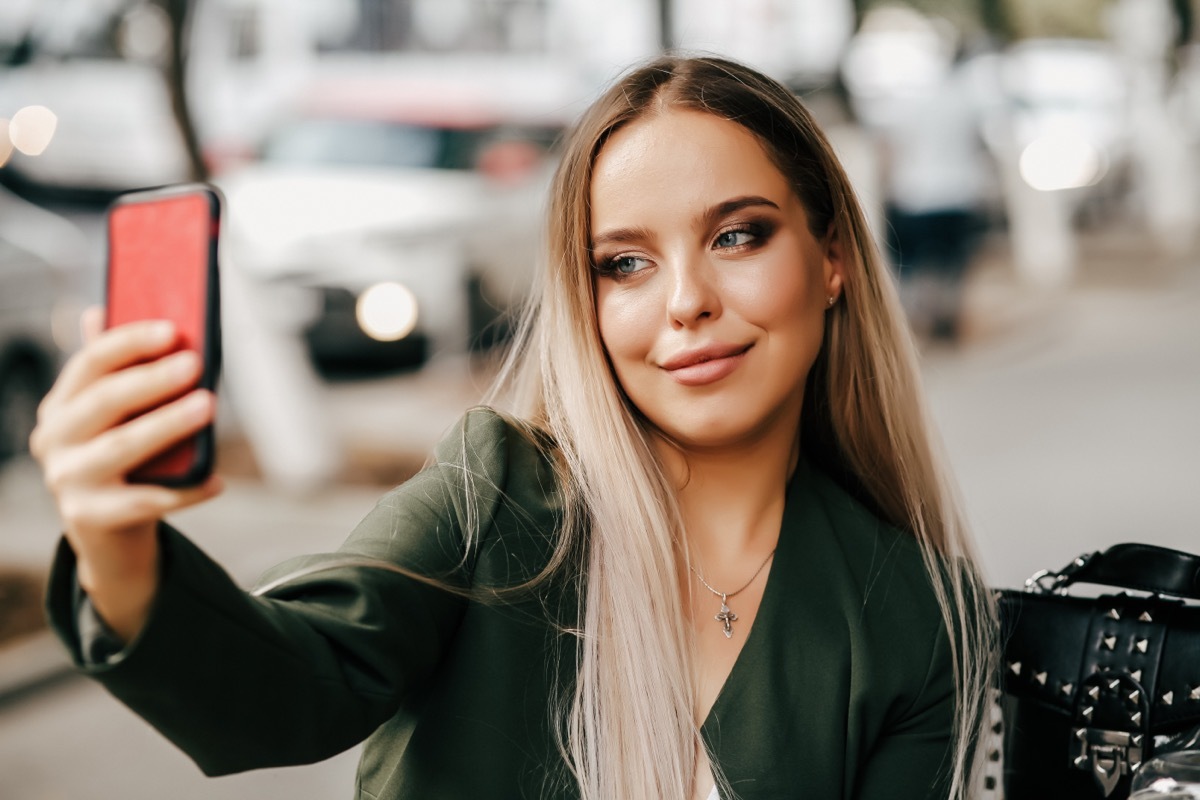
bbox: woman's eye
[608,255,650,275]
[714,228,757,249]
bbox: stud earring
[827,295,837,307]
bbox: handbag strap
[1030,543,1200,599]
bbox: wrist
[74,526,161,643]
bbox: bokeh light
[356,282,419,341]
[9,105,58,157]
[1019,133,1108,192]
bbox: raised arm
[38,355,523,774]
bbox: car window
[260,118,495,171]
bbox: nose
[665,256,721,328]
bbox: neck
[655,417,800,565]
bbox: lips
[660,342,752,386]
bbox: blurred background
[1,0,1198,797]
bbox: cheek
[596,283,656,365]
[727,256,823,331]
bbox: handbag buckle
[1069,728,1144,798]
[1025,552,1098,595]
[1025,568,1068,594]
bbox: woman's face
[591,109,843,450]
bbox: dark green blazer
[47,408,956,799]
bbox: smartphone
[105,183,222,486]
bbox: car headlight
[1019,133,1108,192]
[355,282,419,342]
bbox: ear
[822,224,846,302]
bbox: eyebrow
[589,195,781,250]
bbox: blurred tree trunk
[1176,0,1194,44]
[979,0,1015,41]
[159,0,208,182]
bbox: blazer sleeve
[44,408,514,776]
[853,619,957,800]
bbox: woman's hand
[29,307,224,642]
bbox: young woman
[31,56,997,800]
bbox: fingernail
[171,351,200,376]
[183,391,211,416]
[148,321,175,342]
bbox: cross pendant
[715,595,738,639]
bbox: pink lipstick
[660,343,752,386]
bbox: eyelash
[592,221,773,279]
[713,222,770,251]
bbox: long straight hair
[480,54,999,800]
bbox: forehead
[589,109,794,225]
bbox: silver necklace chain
[689,549,776,639]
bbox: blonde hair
[481,55,999,800]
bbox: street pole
[659,0,672,51]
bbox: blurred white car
[0,58,190,198]
[217,56,586,374]
[0,189,86,462]
[0,0,303,199]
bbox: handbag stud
[1128,690,1140,705]
[1060,682,1074,697]
[1035,672,1048,686]
[1088,685,1102,701]
[1008,661,1021,676]
[1138,611,1153,622]
[1190,685,1200,701]
[1135,638,1149,653]
[1107,608,1121,620]
[1162,690,1174,705]
[1131,669,1142,682]
[1103,636,1117,650]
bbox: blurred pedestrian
[30,56,995,800]
[881,39,990,343]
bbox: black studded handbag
[997,543,1200,799]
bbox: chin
[651,411,769,451]
[636,386,806,453]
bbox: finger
[51,320,178,403]
[81,306,105,345]
[48,350,202,447]
[63,476,224,535]
[71,390,215,482]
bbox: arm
[45,410,512,775]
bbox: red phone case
[105,184,222,486]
